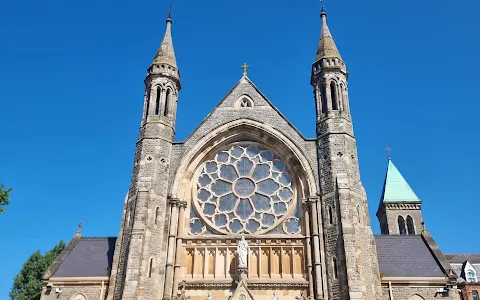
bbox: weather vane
[241,62,250,76]
[320,0,326,12]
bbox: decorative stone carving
[237,236,248,268]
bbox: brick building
[40,7,472,300]
[446,255,480,300]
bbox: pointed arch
[339,82,345,111]
[170,119,319,201]
[333,257,338,279]
[408,294,425,300]
[145,89,151,119]
[70,293,88,300]
[155,86,162,115]
[406,215,415,235]
[398,216,406,235]
[330,81,338,110]
[321,84,328,114]
[328,205,333,225]
[164,88,171,116]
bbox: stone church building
[40,8,470,300]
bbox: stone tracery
[190,143,298,235]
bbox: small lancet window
[328,206,333,225]
[357,205,362,224]
[155,207,160,225]
[164,89,171,116]
[321,85,328,114]
[148,258,154,278]
[406,215,415,235]
[145,92,151,119]
[331,82,338,110]
[155,87,162,115]
[333,257,338,279]
[398,216,406,235]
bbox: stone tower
[376,158,423,236]
[310,9,383,300]
[106,12,181,300]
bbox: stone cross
[385,147,391,159]
[241,62,250,76]
[77,222,83,234]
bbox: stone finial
[315,9,342,61]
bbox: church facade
[41,9,466,300]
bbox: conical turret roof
[152,14,177,68]
[315,11,342,61]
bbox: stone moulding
[184,280,309,289]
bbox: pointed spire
[152,9,177,68]
[380,159,421,204]
[315,10,342,62]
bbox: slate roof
[380,159,421,204]
[375,235,445,277]
[52,237,116,278]
[445,254,480,283]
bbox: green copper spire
[380,159,421,203]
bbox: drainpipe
[388,281,393,300]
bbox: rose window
[193,144,294,234]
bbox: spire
[152,10,177,68]
[315,10,342,62]
[380,159,421,204]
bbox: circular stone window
[194,143,294,234]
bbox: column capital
[302,196,320,205]
[178,200,188,209]
[168,197,180,206]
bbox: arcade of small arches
[398,215,416,235]
[317,79,349,116]
[145,84,176,118]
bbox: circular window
[194,143,294,234]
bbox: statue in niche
[236,236,249,268]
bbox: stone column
[308,196,324,299]
[172,201,187,298]
[302,199,315,299]
[163,198,180,300]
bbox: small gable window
[398,216,406,235]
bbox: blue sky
[0,0,479,297]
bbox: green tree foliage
[10,241,66,300]
[0,184,12,213]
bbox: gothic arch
[170,119,318,202]
[69,293,88,300]
[408,294,425,300]
[234,95,254,108]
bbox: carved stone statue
[236,236,249,268]
[206,292,213,300]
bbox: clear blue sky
[1,0,479,297]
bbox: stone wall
[382,285,461,300]
[40,284,106,300]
